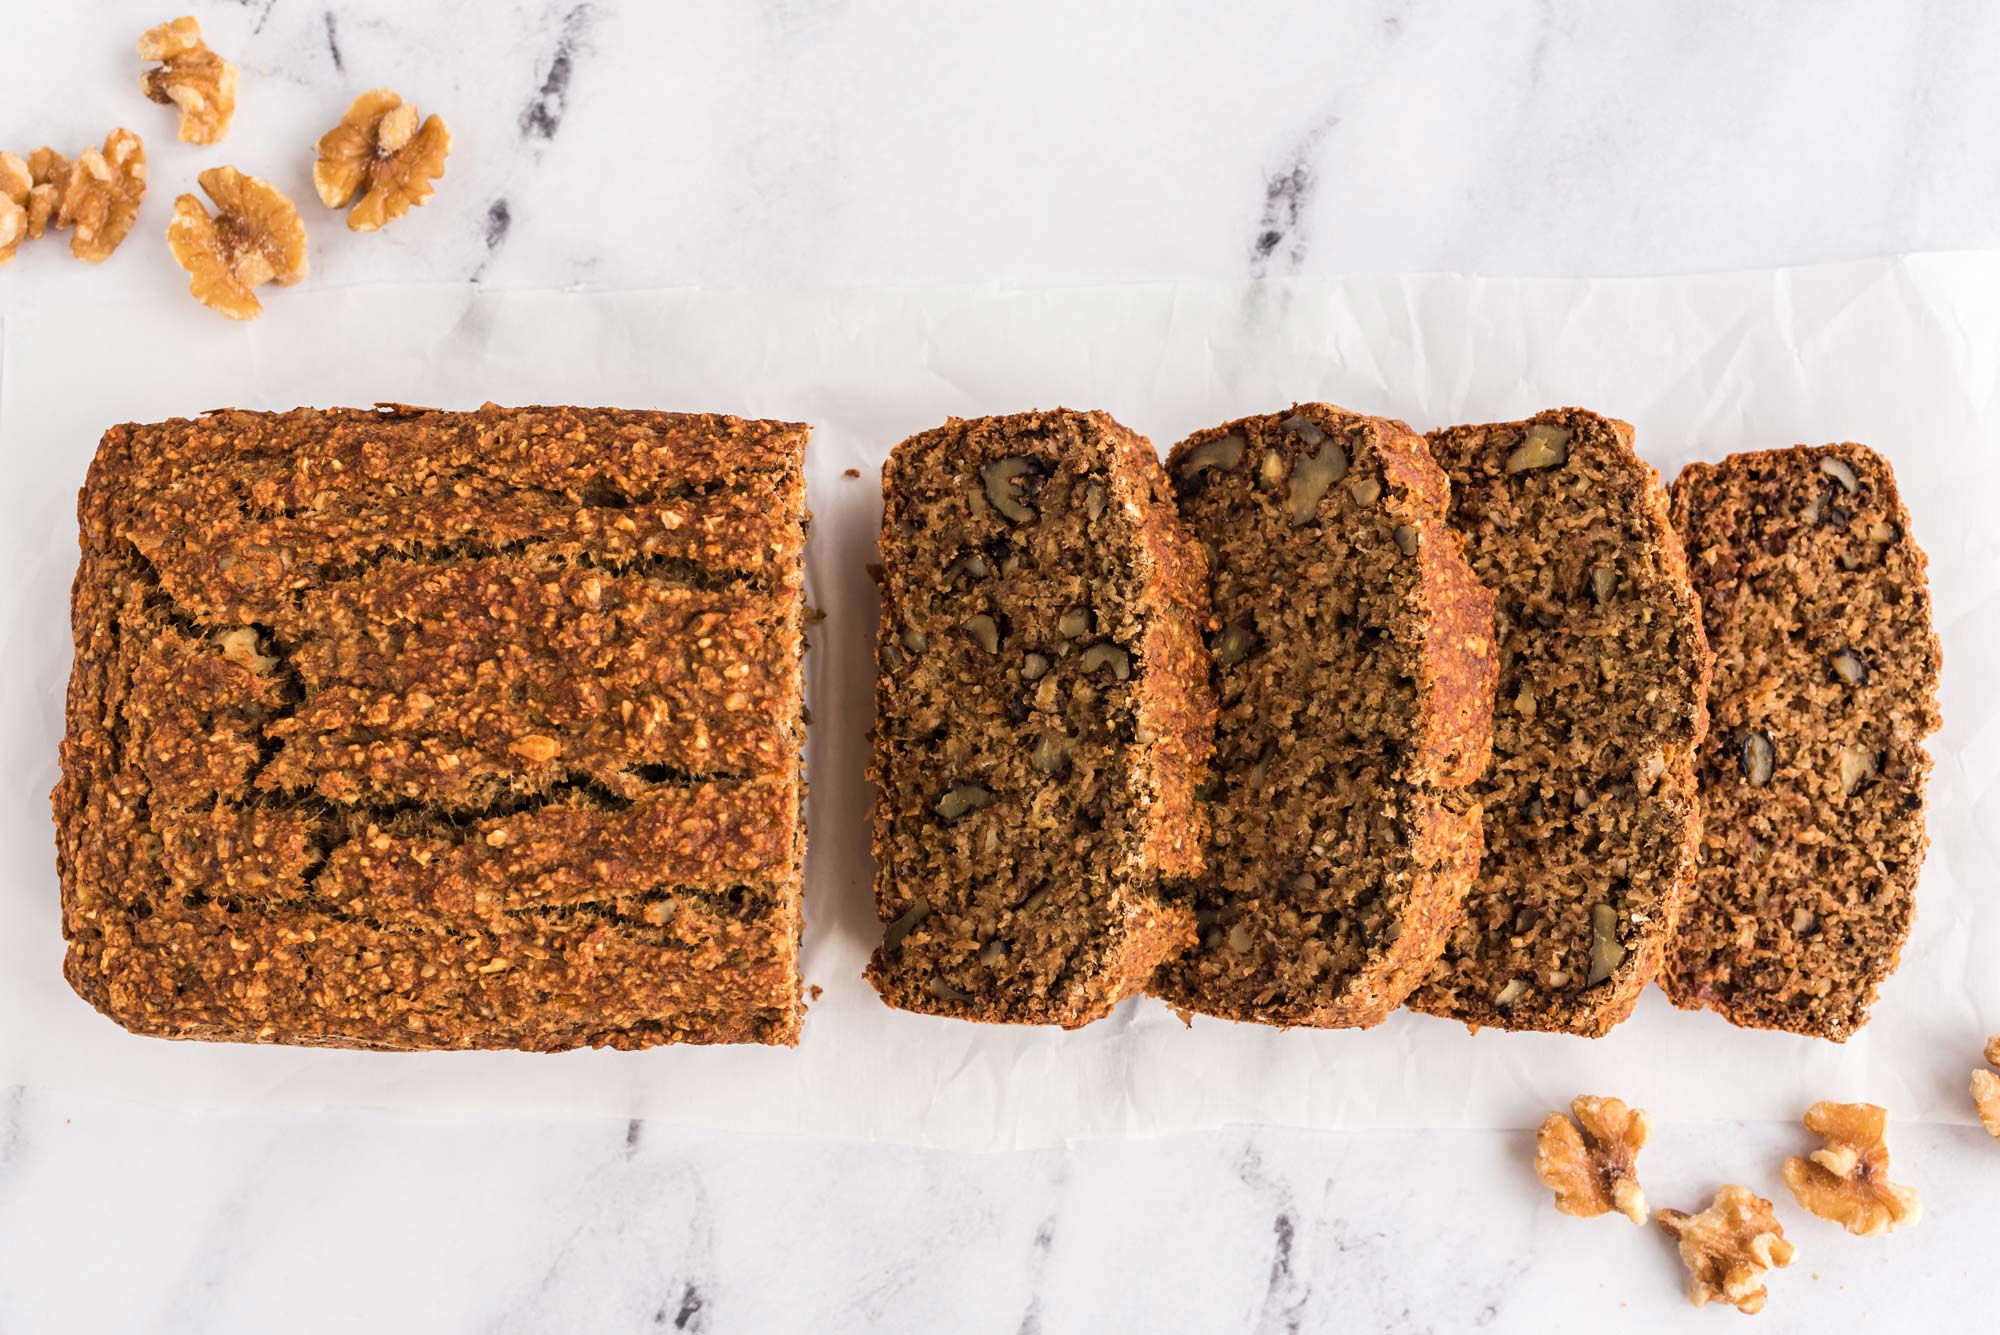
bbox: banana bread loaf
[54,405,810,1050]
[1408,408,1711,1036]
[1149,404,1496,1027]
[1664,444,1940,1039]
[866,410,1213,1026]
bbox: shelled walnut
[23,149,69,240]
[1533,1094,1650,1223]
[166,166,307,319]
[139,16,238,145]
[55,130,147,263]
[0,154,27,264]
[1970,1035,2000,1139]
[1780,1101,1921,1236]
[1657,1185,1796,1315]
[313,89,451,231]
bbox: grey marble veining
[4,2,1997,1331]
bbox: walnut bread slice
[1664,445,1940,1040]
[54,405,810,1050]
[1408,408,1711,1036]
[866,410,1214,1026]
[1149,405,1496,1027]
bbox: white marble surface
[4,2,1998,1331]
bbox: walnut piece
[1781,1101,1921,1236]
[139,16,238,145]
[55,130,147,263]
[314,89,451,231]
[1657,1185,1797,1315]
[0,154,27,264]
[24,149,70,240]
[1973,1034,2000,1139]
[166,166,308,320]
[1533,1094,1651,1224]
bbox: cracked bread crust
[1665,445,1940,1040]
[1409,408,1711,1036]
[866,410,1212,1027]
[54,405,810,1050]
[1149,405,1497,1028]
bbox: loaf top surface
[55,404,811,1051]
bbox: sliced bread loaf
[1665,444,1940,1040]
[1409,408,1711,1036]
[1149,404,1496,1027]
[866,410,1214,1026]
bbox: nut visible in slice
[883,896,931,951]
[1056,607,1091,639]
[1393,524,1419,556]
[314,89,452,231]
[1782,1101,1921,1236]
[139,16,239,145]
[933,783,991,822]
[1256,450,1286,490]
[1738,730,1775,786]
[508,734,560,764]
[1079,642,1131,681]
[1506,423,1571,473]
[1533,1094,1651,1224]
[55,130,147,263]
[1175,432,1246,489]
[1837,744,1877,797]
[1657,1185,1796,1315]
[1345,475,1381,507]
[1214,620,1255,668]
[167,166,307,319]
[963,613,999,654]
[213,626,276,675]
[979,456,1041,523]
[1585,902,1626,986]
[1288,441,1350,524]
[1589,566,1618,604]
[1819,455,1860,494]
[1021,652,1051,682]
[1830,649,1870,686]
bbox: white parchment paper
[3,258,1995,1148]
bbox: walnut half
[1971,1034,2000,1139]
[314,89,451,232]
[139,16,239,145]
[1657,1185,1797,1315]
[166,166,308,320]
[1781,1101,1921,1237]
[1533,1094,1650,1224]
[0,154,27,264]
[55,130,148,263]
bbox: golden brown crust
[1410,408,1711,1036]
[1148,404,1495,1028]
[865,410,1210,1027]
[1664,445,1938,1040]
[54,405,809,1050]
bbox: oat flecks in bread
[1149,405,1495,1027]
[1664,444,1940,1040]
[54,405,810,1050]
[1408,408,1711,1036]
[866,410,1214,1027]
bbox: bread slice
[1408,408,1711,1036]
[1665,445,1940,1039]
[1147,405,1496,1027]
[866,410,1214,1026]
[54,406,809,1050]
